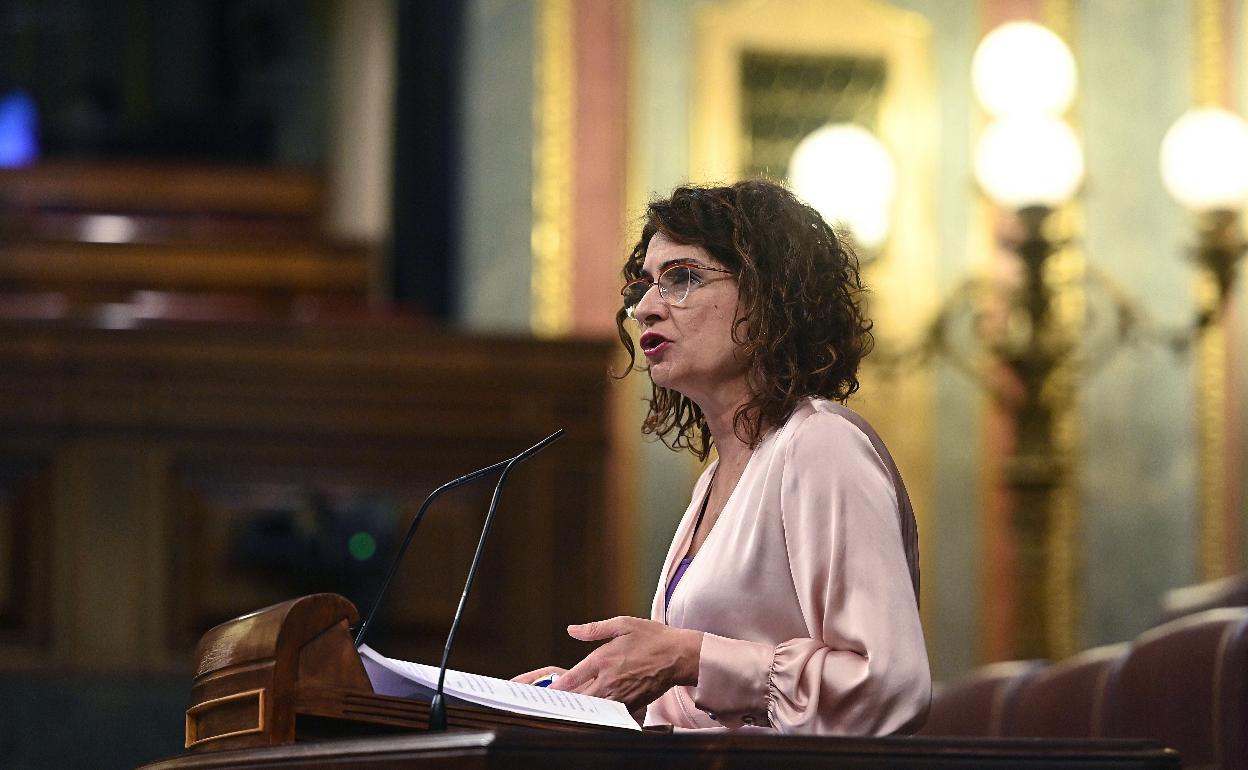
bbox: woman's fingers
[566,616,633,642]
[547,652,604,692]
[552,618,701,712]
[509,665,567,684]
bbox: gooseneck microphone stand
[354,458,509,650]
[428,429,564,731]
[349,429,564,731]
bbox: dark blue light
[0,90,39,168]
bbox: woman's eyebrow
[639,258,711,280]
[659,258,710,272]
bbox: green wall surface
[458,0,537,333]
[1077,0,1198,648]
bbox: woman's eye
[672,266,699,286]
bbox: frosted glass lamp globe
[788,123,897,251]
[974,116,1084,208]
[972,21,1077,117]
[1160,107,1248,212]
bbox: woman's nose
[633,282,666,323]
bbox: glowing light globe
[974,116,1084,208]
[1160,107,1248,212]
[972,22,1077,117]
[788,123,897,250]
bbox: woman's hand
[510,666,567,685]
[546,616,703,713]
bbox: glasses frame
[620,261,735,320]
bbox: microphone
[351,429,566,653]
[427,429,564,731]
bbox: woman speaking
[516,180,929,735]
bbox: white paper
[358,645,641,731]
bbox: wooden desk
[139,729,1180,769]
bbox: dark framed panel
[0,454,52,652]
[740,51,886,179]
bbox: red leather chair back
[1158,573,1248,625]
[1006,643,1126,738]
[1103,608,1248,769]
[919,660,1046,737]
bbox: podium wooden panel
[142,730,1179,769]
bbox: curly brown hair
[616,179,874,461]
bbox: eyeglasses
[620,261,734,320]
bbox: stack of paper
[358,645,641,731]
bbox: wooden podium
[181,593,611,754]
[154,593,1180,769]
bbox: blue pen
[534,673,560,688]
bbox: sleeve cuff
[692,632,776,728]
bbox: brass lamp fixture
[1160,107,1248,325]
[967,21,1084,660]
[1160,106,1248,582]
[924,24,1248,660]
[802,21,1248,660]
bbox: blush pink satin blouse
[644,398,930,735]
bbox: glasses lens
[659,265,693,305]
[621,281,649,319]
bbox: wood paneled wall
[0,318,620,679]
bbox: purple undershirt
[666,474,713,612]
[665,556,694,607]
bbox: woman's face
[633,232,747,406]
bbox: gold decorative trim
[1043,0,1082,662]
[1045,204,1084,660]
[1198,276,1229,579]
[1042,0,1079,660]
[1195,0,1226,107]
[531,0,575,338]
[1194,0,1231,580]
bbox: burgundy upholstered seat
[918,659,1046,737]
[1102,608,1248,770]
[1158,573,1248,625]
[1005,643,1127,738]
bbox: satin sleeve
[689,412,930,735]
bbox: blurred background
[0,0,1246,767]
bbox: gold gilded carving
[1195,0,1225,108]
[531,0,575,338]
[1036,0,1081,659]
[1198,273,1229,580]
[1044,203,1084,660]
[1193,0,1232,580]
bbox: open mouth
[640,332,669,354]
